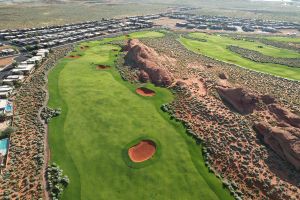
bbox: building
[0,48,15,56]
[3,75,24,85]
[36,49,49,58]
[12,64,35,75]
[26,56,43,64]
[0,86,13,98]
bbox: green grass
[261,36,300,43]
[48,31,233,200]
[189,32,299,58]
[179,33,300,80]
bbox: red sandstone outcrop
[216,79,232,88]
[254,122,300,170]
[216,86,259,114]
[124,39,174,86]
[261,95,276,105]
[139,70,149,83]
[268,104,300,128]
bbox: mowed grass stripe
[48,31,232,200]
[179,33,300,80]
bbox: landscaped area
[48,31,232,200]
[179,32,300,80]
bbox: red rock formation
[261,95,276,105]
[124,39,174,86]
[254,122,300,170]
[268,104,300,128]
[139,70,149,83]
[216,86,259,114]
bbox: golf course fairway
[48,31,233,200]
[179,32,300,80]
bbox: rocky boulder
[139,70,149,83]
[268,104,300,128]
[216,86,259,114]
[254,122,300,170]
[124,39,174,87]
[261,95,276,105]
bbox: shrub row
[228,45,300,68]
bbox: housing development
[0,1,299,200]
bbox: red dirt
[128,140,156,163]
[0,56,15,67]
[96,65,110,70]
[136,87,156,96]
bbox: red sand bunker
[136,87,156,97]
[128,140,156,163]
[96,65,110,70]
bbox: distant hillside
[0,0,299,29]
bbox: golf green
[48,31,232,200]
[179,32,300,80]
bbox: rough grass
[179,33,300,80]
[48,31,233,200]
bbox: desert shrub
[46,163,69,200]
[227,45,300,68]
[41,107,61,123]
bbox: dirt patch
[153,17,186,30]
[96,65,111,70]
[177,78,207,97]
[0,56,15,67]
[128,140,156,163]
[136,87,156,97]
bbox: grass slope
[189,33,299,58]
[48,31,232,200]
[262,36,300,43]
[179,33,300,80]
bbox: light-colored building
[12,64,35,75]
[26,56,43,64]
[3,75,25,85]
[0,86,13,98]
[0,48,15,55]
[36,49,49,58]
